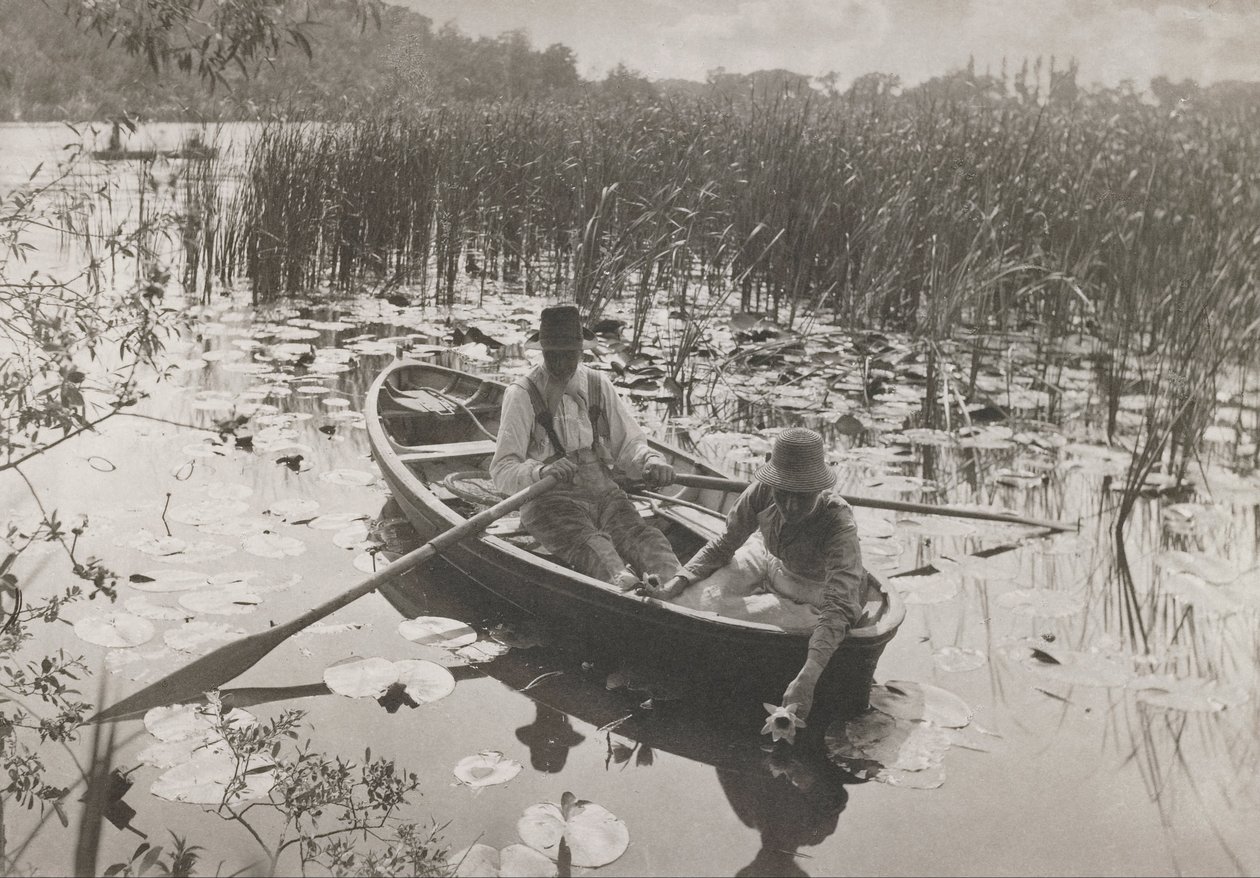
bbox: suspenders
[512,369,610,463]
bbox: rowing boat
[365,357,904,720]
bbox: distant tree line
[2,0,1259,121]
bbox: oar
[669,473,1078,533]
[91,476,559,723]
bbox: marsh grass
[207,88,1260,525]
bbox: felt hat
[525,304,598,351]
[755,428,836,493]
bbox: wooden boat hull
[366,357,903,719]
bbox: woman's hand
[782,667,821,721]
[648,573,691,600]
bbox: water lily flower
[761,702,806,744]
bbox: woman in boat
[490,304,683,591]
[652,428,864,725]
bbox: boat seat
[385,384,457,415]
[397,440,498,462]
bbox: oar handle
[670,472,1077,533]
[274,475,559,638]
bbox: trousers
[520,460,682,583]
[673,532,826,630]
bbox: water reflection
[722,753,850,878]
[515,704,586,773]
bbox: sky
[392,0,1260,89]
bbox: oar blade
[90,623,296,723]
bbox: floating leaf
[452,844,556,878]
[1128,675,1250,712]
[136,737,229,769]
[124,596,188,621]
[74,613,155,648]
[151,750,274,805]
[891,573,959,605]
[319,468,377,487]
[167,500,249,526]
[307,512,370,531]
[996,589,1086,618]
[267,498,321,521]
[398,616,477,648]
[332,521,372,549]
[143,704,255,743]
[394,659,456,703]
[453,750,523,788]
[870,681,971,728]
[198,516,271,537]
[932,647,987,673]
[324,657,399,698]
[178,587,262,615]
[456,640,511,663]
[517,795,629,868]
[242,532,306,558]
[163,621,246,654]
[1015,646,1131,687]
[123,529,186,557]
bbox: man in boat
[491,304,684,590]
[651,428,864,728]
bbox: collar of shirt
[530,363,584,398]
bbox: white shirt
[490,364,665,494]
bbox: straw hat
[755,428,836,493]
[524,304,598,351]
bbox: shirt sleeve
[601,370,663,477]
[683,483,767,581]
[804,507,865,670]
[490,383,543,495]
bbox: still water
[2,122,1258,876]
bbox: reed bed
[207,90,1260,508]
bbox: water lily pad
[143,704,256,742]
[319,468,377,487]
[179,587,262,615]
[324,657,399,698]
[517,794,629,868]
[996,589,1086,617]
[167,500,250,526]
[1155,551,1240,585]
[456,640,511,663]
[398,616,478,648]
[932,646,988,673]
[123,529,187,557]
[74,613,155,648]
[1128,675,1250,712]
[267,498,321,521]
[136,737,229,769]
[454,750,523,788]
[128,569,205,593]
[1016,645,1131,687]
[154,541,236,564]
[870,681,972,728]
[199,516,272,537]
[452,844,556,878]
[1162,573,1242,615]
[164,621,247,654]
[125,596,189,621]
[333,522,373,549]
[353,550,394,573]
[242,532,306,558]
[394,659,456,703]
[151,749,274,805]
[826,711,951,782]
[891,573,960,605]
[307,512,370,531]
